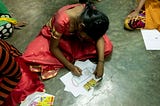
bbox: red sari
[2,57,44,106]
[0,40,44,106]
[22,3,113,79]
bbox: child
[0,0,26,39]
[0,39,44,106]
[124,0,160,31]
[22,2,113,79]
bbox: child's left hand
[94,62,104,78]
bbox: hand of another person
[71,66,82,77]
[127,10,140,25]
[94,62,104,79]
[127,10,139,18]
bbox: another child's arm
[0,46,22,105]
[127,0,146,18]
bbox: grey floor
[3,0,160,106]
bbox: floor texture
[2,0,160,106]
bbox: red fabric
[1,57,44,106]
[21,3,113,79]
[52,3,85,34]
[22,26,113,73]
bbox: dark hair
[80,2,109,41]
[79,0,88,3]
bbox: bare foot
[14,21,27,29]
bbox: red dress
[21,4,113,79]
[0,40,44,106]
[2,57,44,106]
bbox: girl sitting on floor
[22,1,113,80]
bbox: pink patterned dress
[21,3,113,79]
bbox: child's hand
[127,10,139,19]
[71,66,82,77]
[94,62,104,78]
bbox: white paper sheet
[141,29,160,50]
[60,59,101,97]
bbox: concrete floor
[3,0,160,106]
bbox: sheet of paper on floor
[141,29,160,50]
[60,59,101,97]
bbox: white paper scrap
[60,59,101,97]
[141,29,160,50]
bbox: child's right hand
[71,66,82,77]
